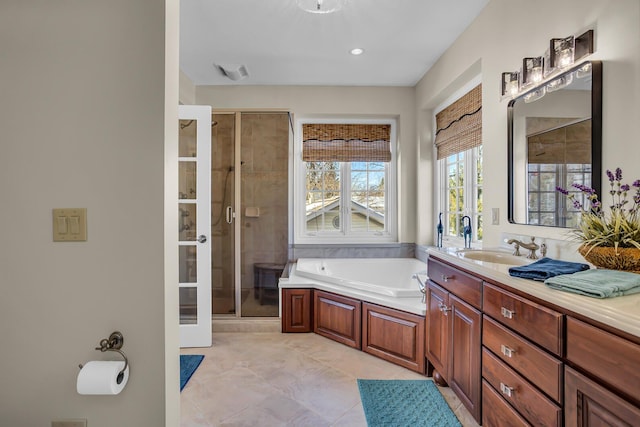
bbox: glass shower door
[211,113,236,315]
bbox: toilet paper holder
[79,331,129,384]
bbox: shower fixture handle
[197,235,207,243]
[226,206,235,224]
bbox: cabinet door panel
[362,302,425,373]
[426,281,449,380]
[449,294,481,422]
[565,366,640,426]
[314,290,361,349]
[282,289,312,333]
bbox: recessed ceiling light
[350,48,364,56]
[297,0,345,14]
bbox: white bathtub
[294,258,426,298]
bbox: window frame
[437,146,483,246]
[433,77,483,247]
[294,117,398,244]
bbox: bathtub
[281,257,428,315]
[293,258,426,298]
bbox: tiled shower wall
[240,113,289,306]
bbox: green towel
[544,269,640,298]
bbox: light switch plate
[52,420,87,427]
[53,208,87,242]
[491,208,500,225]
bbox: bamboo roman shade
[434,84,482,160]
[302,123,392,162]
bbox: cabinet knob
[438,302,451,315]
[501,307,515,319]
[441,274,451,282]
[500,344,516,358]
[500,382,514,398]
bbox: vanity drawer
[483,316,563,402]
[566,317,640,402]
[483,283,564,356]
[483,348,562,427]
[482,380,529,427]
[428,257,482,309]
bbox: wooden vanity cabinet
[281,288,313,333]
[426,257,482,422]
[314,290,361,349]
[481,282,564,427]
[362,302,425,373]
[565,317,640,425]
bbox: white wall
[195,86,417,243]
[0,1,178,426]
[416,0,640,247]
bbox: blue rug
[357,379,462,427]
[180,355,204,391]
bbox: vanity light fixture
[500,28,594,101]
[297,0,345,14]
[550,36,575,70]
[501,72,520,99]
[522,57,544,88]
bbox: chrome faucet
[462,216,472,249]
[507,237,540,259]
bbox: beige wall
[416,0,640,246]
[195,86,417,244]
[0,1,179,426]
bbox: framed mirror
[508,60,602,227]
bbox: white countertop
[280,264,427,316]
[427,247,640,339]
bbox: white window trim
[294,117,398,244]
[433,76,482,248]
[436,147,482,247]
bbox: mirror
[508,60,602,227]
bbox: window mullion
[342,162,350,235]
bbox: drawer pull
[501,307,515,319]
[438,302,451,314]
[500,344,516,358]
[500,382,514,398]
[441,274,452,282]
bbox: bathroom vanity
[427,247,640,426]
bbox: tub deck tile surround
[280,258,427,316]
[180,332,479,426]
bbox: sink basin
[455,249,530,266]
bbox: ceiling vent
[216,64,249,81]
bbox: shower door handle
[226,206,235,224]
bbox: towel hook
[79,331,129,385]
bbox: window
[439,146,483,242]
[295,119,397,243]
[435,83,483,245]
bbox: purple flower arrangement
[556,168,640,251]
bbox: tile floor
[180,330,479,426]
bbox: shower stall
[210,112,290,318]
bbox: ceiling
[179,0,488,87]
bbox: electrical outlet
[491,208,500,225]
[52,420,87,427]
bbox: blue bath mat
[180,355,204,391]
[357,379,462,426]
